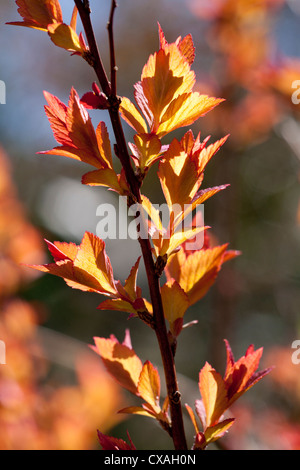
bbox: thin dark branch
[74,0,188,450]
[74,0,111,96]
[107,0,118,96]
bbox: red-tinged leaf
[45,239,75,262]
[29,232,119,296]
[41,89,110,170]
[137,361,161,412]
[161,280,189,335]
[204,418,235,445]
[81,92,108,110]
[92,335,143,395]
[97,430,136,450]
[158,138,199,208]
[43,91,71,146]
[176,34,195,66]
[199,362,228,427]
[7,0,63,31]
[195,399,207,430]
[96,121,113,169]
[47,23,84,53]
[166,244,238,306]
[193,432,207,450]
[223,340,273,408]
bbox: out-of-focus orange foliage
[0,147,123,449]
[187,0,300,145]
[221,405,300,450]
[0,147,45,298]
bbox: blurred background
[1,0,300,450]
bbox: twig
[74,0,188,450]
[107,0,118,96]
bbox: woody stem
[75,0,187,450]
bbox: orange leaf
[121,25,224,139]
[131,133,162,170]
[119,97,148,134]
[161,280,189,334]
[137,361,161,412]
[92,333,143,395]
[157,93,224,138]
[166,244,239,306]
[7,0,63,31]
[82,168,125,194]
[29,232,118,296]
[199,362,228,427]
[204,418,235,445]
[117,406,157,419]
[158,138,199,208]
[97,298,138,316]
[40,89,110,170]
[97,430,136,450]
[47,23,84,53]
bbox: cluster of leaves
[8,0,272,450]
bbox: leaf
[137,361,161,412]
[160,224,207,258]
[199,362,228,427]
[92,334,143,395]
[166,244,238,306]
[7,0,63,31]
[224,341,273,407]
[161,280,189,335]
[97,431,136,450]
[158,138,199,208]
[48,23,83,53]
[82,168,124,194]
[123,257,141,301]
[131,133,162,170]
[157,93,224,138]
[204,418,235,445]
[40,89,110,170]
[28,232,119,296]
[185,403,200,434]
[72,232,117,295]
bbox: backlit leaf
[199,362,228,427]
[137,361,161,412]
[92,334,143,395]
